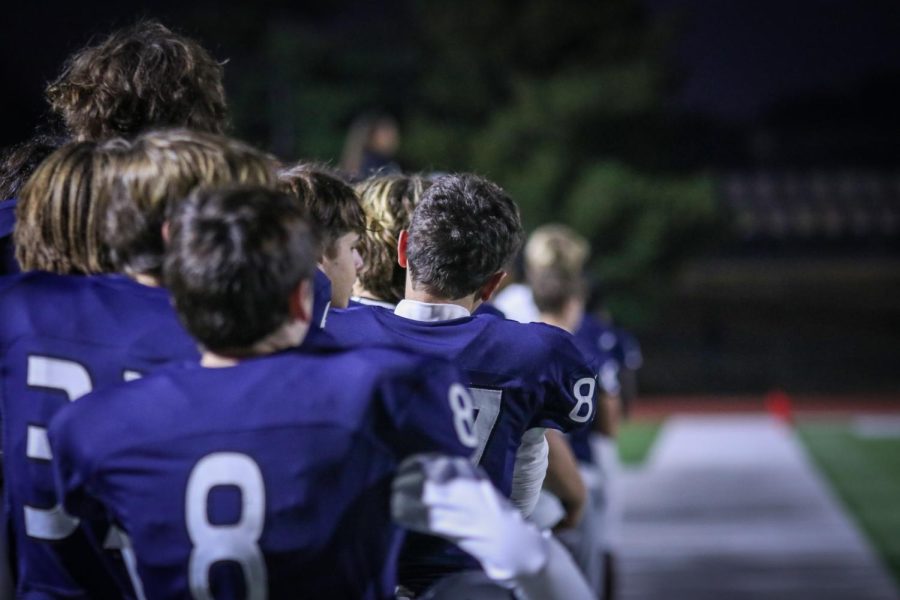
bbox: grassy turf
[618,419,662,466]
[797,420,900,585]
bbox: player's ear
[397,230,409,269]
[161,221,171,245]
[479,271,507,302]
[289,277,313,324]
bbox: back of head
[407,174,523,300]
[15,141,118,274]
[530,266,586,316]
[104,128,277,278]
[355,174,431,304]
[0,134,67,201]
[46,20,227,141]
[524,223,589,278]
[164,186,317,355]
[278,164,365,260]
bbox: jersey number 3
[24,356,92,540]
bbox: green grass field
[618,419,662,465]
[797,419,900,585]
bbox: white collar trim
[394,299,471,322]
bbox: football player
[326,174,599,594]
[279,165,366,312]
[1,130,277,597]
[49,186,476,598]
[527,224,625,600]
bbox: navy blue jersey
[0,198,18,275]
[312,268,332,330]
[473,302,505,319]
[0,272,198,598]
[49,346,473,600]
[326,305,598,588]
[569,315,621,463]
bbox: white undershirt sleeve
[509,428,549,517]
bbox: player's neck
[132,272,161,287]
[404,287,477,313]
[200,321,309,368]
[201,352,240,368]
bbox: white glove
[392,454,548,583]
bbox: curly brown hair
[353,174,431,304]
[46,20,227,141]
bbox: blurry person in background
[0,134,65,274]
[279,165,366,312]
[492,251,539,323]
[586,282,643,420]
[526,224,629,600]
[352,174,432,308]
[340,112,401,181]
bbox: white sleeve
[509,534,594,600]
[493,284,540,323]
[509,428,549,517]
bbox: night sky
[3,0,900,157]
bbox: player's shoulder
[481,314,581,357]
[0,272,166,308]
[50,366,184,460]
[326,303,393,338]
[0,270,72,296]
[296,333,450,381]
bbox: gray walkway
[619,414,899,600]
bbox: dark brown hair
[407,174,523,300]
[165,186,317,354]
[278,164,366,259]
[46,21,227,141]
[0,134,67,200]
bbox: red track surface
[630,393,900,420]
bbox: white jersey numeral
[467,388,503,464]
[185,452,268,600]
[448,383,478,449]
[24,356,91,540]
[569,377,596,423]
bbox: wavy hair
[354,174,431,304]
[104,129,278,278]
[46,20,227,141]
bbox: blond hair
[104,129,278,277]
[15,141,120,274]
[524,223,589,277]
[354,174,431,304]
